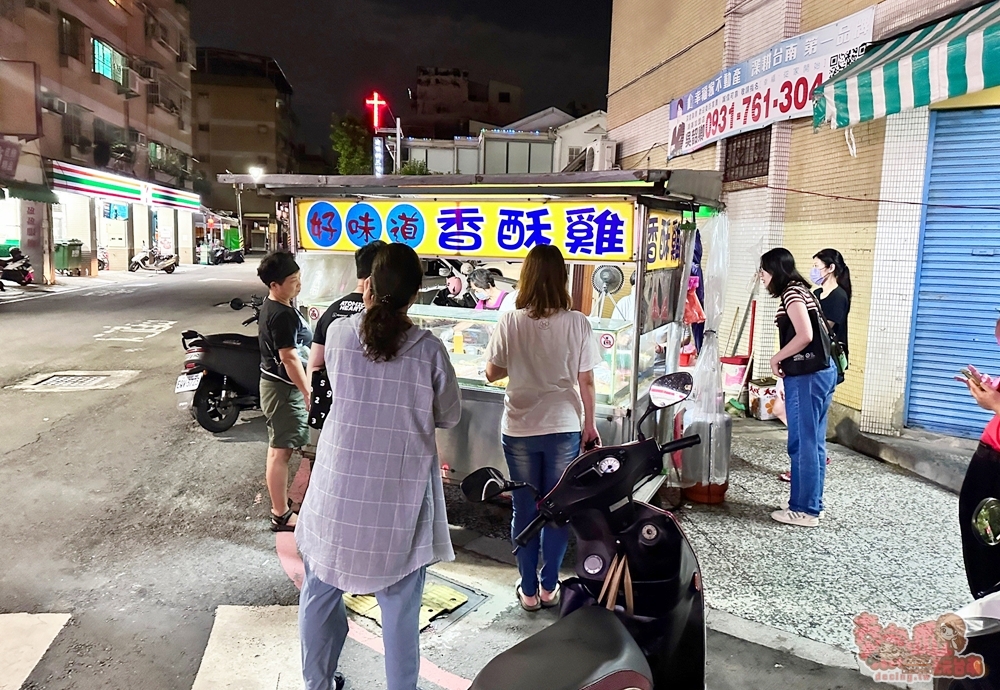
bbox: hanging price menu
[667,6,874,158]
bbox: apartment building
[0,0,200,274]
[192,47,296,252]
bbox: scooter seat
[202,333,259,350]
[470,606,653,690]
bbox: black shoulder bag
[779,288,833,378]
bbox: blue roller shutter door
[907,108,1000,437]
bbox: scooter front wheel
[128,263,139,272]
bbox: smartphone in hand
[960,368,986,389]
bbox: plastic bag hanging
[680,210,732,502]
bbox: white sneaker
[782,501,825,518]
[771,509,819,527]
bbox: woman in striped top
[761,248,838,528]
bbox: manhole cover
[11,370,140,392]
[35,375,110,388]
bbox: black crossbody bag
[778,287,833,378]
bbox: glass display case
[408,304,644,407]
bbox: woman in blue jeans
[485,245,602,610]
[761,248,837,528]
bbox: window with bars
[92,39,126,85]
[59,13,85,61]
[723,126,772,182]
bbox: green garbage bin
[65,239,83,275]
[54,242,69,274]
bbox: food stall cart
[219,171,723,482]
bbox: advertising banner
[296,199,636,262]
[668,6,875,158]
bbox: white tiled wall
[719,187,771,363]
[860,108,930,435]
[609,104,672,160]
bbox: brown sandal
[270,508,296,532]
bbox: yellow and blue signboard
[645,210,685,272]
[296,199,636,262]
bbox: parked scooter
[935,496,1000,688]
[176,296,262,432]
[209,245,245,265]
[97,246,110,271]
[0,248,34,288]
[462,373,704,690]
[130,244,177,273]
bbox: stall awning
[1,180,58,204]
[815,0,1000,130]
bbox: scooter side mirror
[635,372,694,442]
[649,372,694,408]
[974,498,1000,546]
[230,298,246,311]
[461,467,509,503]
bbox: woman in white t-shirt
[485,245,602,612]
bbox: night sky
[191,0,613,151]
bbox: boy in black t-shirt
[257,251,312,532]
[306,241,385,377]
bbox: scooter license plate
[175,373,202,393]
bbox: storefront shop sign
[51,160,144,203]
[296,199,636,262]
[50,160,201,212]
[21,201,42,253]
[668,6,874,158]
[0,140,21,179]
[645,210,684,272]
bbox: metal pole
[395,117,402,174]
[235,184,244,250]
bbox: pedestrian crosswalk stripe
[192,606,302,690]
[0,613,70,690]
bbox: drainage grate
[35,375,110,388]
[11,370,140,392]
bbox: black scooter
[0,248,33,288]
[210,245,245,265]
[935,486,1000,688]
[176,296,261,432]
[462,373,704,690]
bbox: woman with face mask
[468,268,516,312]
[811,248,852,386]
[761,248,837,527]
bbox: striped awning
[814,0,1000,129]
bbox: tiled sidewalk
[678,420,970,653]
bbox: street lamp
[248,166,264,182]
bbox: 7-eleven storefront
[49,161,201,272]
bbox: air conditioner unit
[117,68,141,98]
[44,96,69,115]
[128,129,148,147]
[588,140,619,171]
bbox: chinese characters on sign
[297,200,635,261]
[0,140,22,179]
[645,212,683,271]
[668,6,874,158]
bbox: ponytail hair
[360,244,423,362]
[813,248,852,305]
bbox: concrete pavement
[0,263,950,689]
